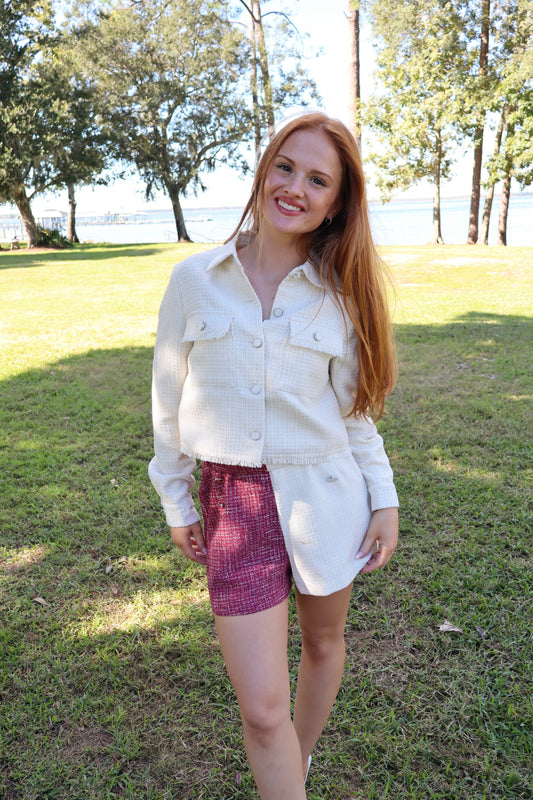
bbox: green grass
[1,242,532,799]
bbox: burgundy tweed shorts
[199,462,293,616]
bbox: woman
[149,112,399,799]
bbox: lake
[2,193,532,247]
[74,194,533,247]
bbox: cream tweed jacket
[149,241,398,594]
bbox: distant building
[36,209,67,231]
[0,212,23,243]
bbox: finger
[191,524,207,555]
[179,538,203,563]
[355,535,377,560]
[171,526,207,564]
[361,546,393,574]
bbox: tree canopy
[0,1,61,245]
[362,0,533,244]
[365,0,472,243]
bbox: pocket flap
[183,312,233,342]
[288,317,345,357]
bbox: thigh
[215,599,291,713]
[295,583,353,642]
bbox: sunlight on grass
[0,242,209,377]
[3,544,49,573]
[432,459,501,483]
[76,588,212,637]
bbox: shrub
[36,227,72,248]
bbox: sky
[28,0,474,216]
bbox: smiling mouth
[276,198,304,213]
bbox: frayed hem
[181,447,351,468]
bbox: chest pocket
[276,317,345,398]
[183,312,235,388]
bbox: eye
[311,176,326,186]
[276,162,291,173]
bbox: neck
[240,231,308,279]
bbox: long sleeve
[148,269,200,527]
[330,328,399,511]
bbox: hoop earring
[324,217,333,226]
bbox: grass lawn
[0,242,531,799]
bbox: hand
[170,522,207,564]
[356,507,398,574]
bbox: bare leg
[215,600,307,800]
[293,583,353,774]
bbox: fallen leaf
[105,564,113,574]
[117,556,127,564]
[475,626,487,639]
[32,597,47,606]
[439,620,463,633]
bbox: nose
[284,172,305,196]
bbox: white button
[326,474,338,482]
[252,338,263,348]
[250,385,262,395]
[273,307,283,317]
[250,430,262,440]
[313,331,321,341]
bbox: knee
[301,628,345,663]
[240,694,289,744]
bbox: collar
[206,238,325,290]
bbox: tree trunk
[168,186,191,242]
[252,0,275,140]
[249,13,262,162]
[467,0,490,244]
[348,1,361,152]
[497,173,511,245]
[12,183,38,247]
[430,143,444,244]
[479,104,508,245]
[67,181,80,243]
[431,187,444,244]
[479,182,495,246]
[468,123,484,244]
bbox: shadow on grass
[0,310,531,799]
[0,242,175,270]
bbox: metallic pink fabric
[199,462,292,616]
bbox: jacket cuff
[369,486,399,512]
[162,500,201,528]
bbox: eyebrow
[274,151,333,181]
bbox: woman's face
[261,128,342,241]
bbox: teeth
[277,199,302,212]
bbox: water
[2,194,532,247]
[369,194,533,247]
[76,195,532,247]
[75,207,243,247]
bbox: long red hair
[229,112,396,419]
